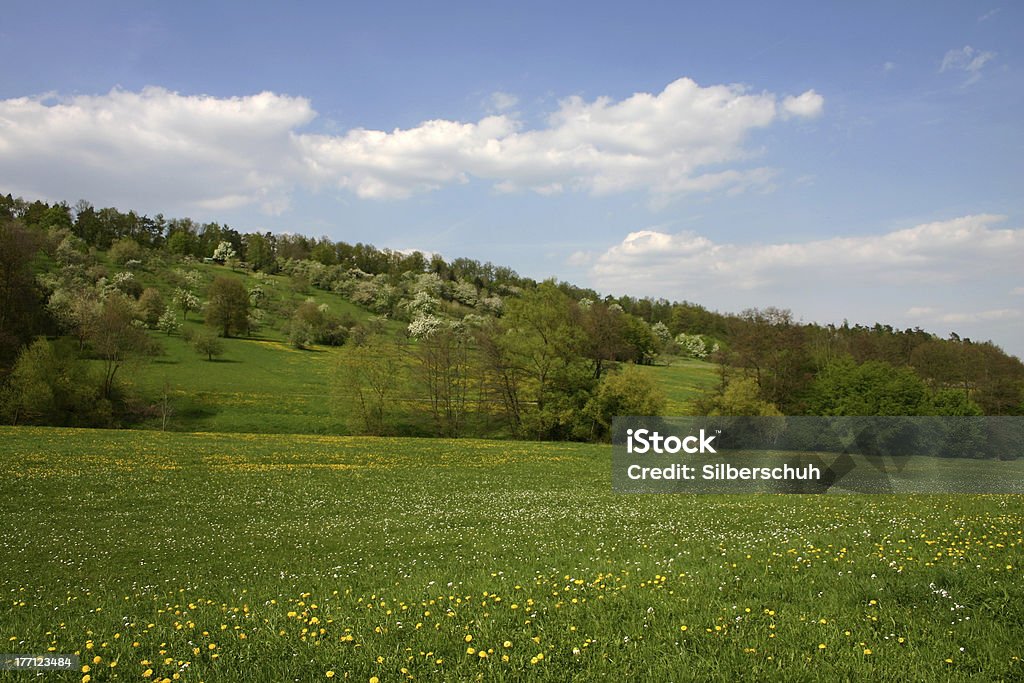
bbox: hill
[1,193,1022,440]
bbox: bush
[695,376,783,417]
[157,309,180,336]
[584,364,666,441]
[109,271,143,299]
[137,288,166,328]
[0,338,107,426]
[109,238,144,266]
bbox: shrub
[109,238,144,266]
[137,288,166,328]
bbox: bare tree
[414,326,471,437]
[337,334,404,435]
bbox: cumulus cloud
[586,214,1023,354]
[590,214,1023,292]
[781,90,824,118]
[0,78,823,210]
[940,45,996,84]
[0,86,314,214]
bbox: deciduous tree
[205,276,249,337]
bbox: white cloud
[0,86,313,214]
[0,78,824,210]
[781,90,824,119]
[487,91,519,112]
[590,214,1023,291]
[940,46,996,84]
[393,247,440,260]
[587,214,1024,354]
[882,61,896,73]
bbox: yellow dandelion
[326,672,335,678]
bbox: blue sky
[1,1,1021,356]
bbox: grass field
[1,427,1022,681]
[634,359,720,414]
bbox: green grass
[636,358,720,414]
[133,329,347,434]
[1,427,1021,681]
[113,261,405,434]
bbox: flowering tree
[173,288,200,320]
[676,333,709,359]
[408,314,445,339]
[212,240,236,263]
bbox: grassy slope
[1,427,1022,681]
[634,358,720,414]
[116,261,721,434]
[114,262,387,434]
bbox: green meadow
[1,427,1022,682]
[110,261,721,436]
[633,360,720,414]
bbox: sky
[1,1,1021,357]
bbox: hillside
[123,262,720,435]
[1,193,1022,440]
